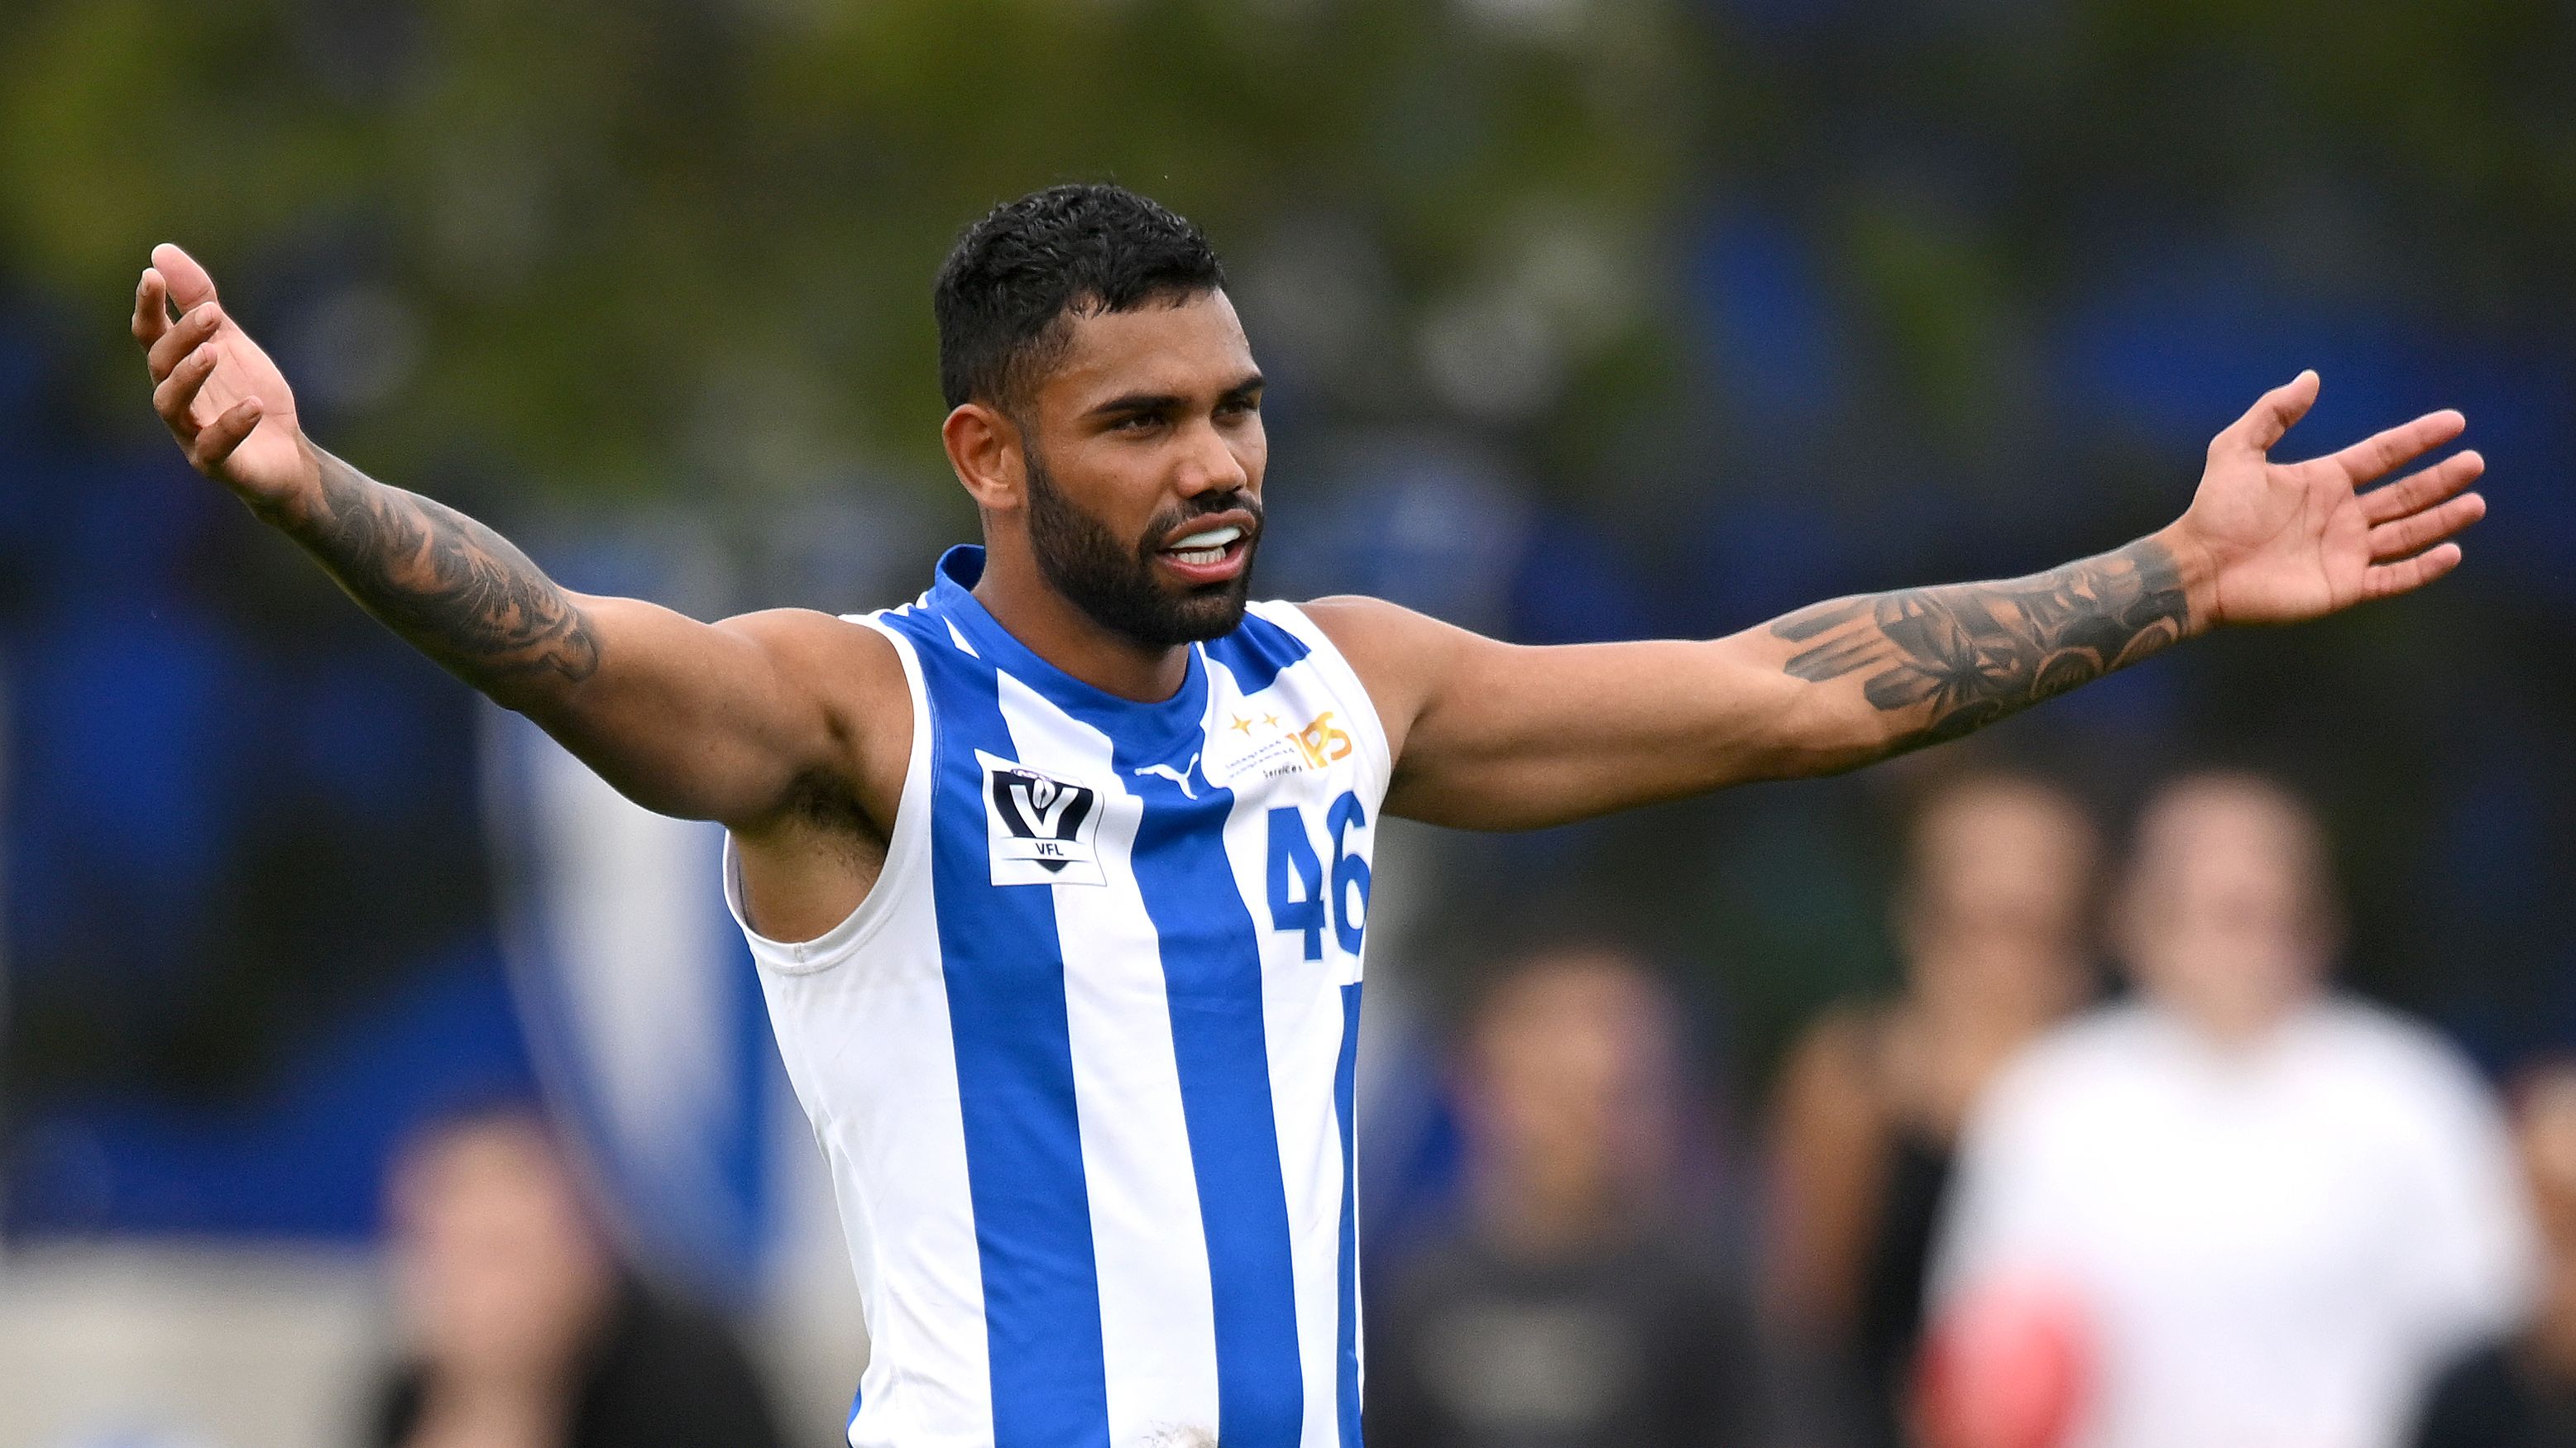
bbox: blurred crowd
[1359,764,2562,1448]
[333,764,2569,1448]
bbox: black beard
[1024,448,1259,650]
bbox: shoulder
[1998,1003,2162,1089]
[1294,594,1484,753]
[2309,996,2478,1078]
[715,606,910,713]
[716,605,903,667]
[1775,1001,1895,1117]
[712,608,915,834]
[1790,1001,1888,1072]
[1964,1006,2162,1140]
[2304,996,2505,1132]
[1295,593,1463,658]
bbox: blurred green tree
[1,0,1697,499]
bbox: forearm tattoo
[290,448,600,689]
[1770,537,2190,753]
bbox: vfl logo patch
[979,752,1106,886]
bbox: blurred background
[2,1,2572,1445]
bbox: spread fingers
[153,345,218,432]
[2324,409,2467,486]
[146,303,223,384]
[132,270,170,346]
[2368,491,2487,563]
[189,399,264,472]
[2362,542,2464,600]
[2361,450,2483,526]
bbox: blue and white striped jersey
[725,546,1386,1448]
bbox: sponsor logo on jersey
[979,752,1107,886]
[1207,707,1356,787]
[1291,712,1353,770]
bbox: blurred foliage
[0,0,1697,496]
[7,0,2572,499]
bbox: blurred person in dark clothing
[366,1104,788,1448]
[1765,770,2101,1448]
[2413,1061,2576,1447]
[1367,944,1767,1448]
[1928,772,2531,1448]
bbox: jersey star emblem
[1228,713,1253,734]
[1261,712,1281,729]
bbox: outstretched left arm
[1312,372,2485,830]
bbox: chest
[925,656,1381,981]
[2051,1066,2426,1303]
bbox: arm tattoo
[1770,537,2190,753]
[287,447,600,691]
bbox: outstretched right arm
[134,244,866,828]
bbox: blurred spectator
[1367,944,1766,1448]
[1765,771,2101,1447]
[2411,1060,2576,1446]
[1926,772,2534,1448]
[366,1102,788,1448]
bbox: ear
[942,402,1025,513]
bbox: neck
[413,1374,566,1448]
[2169,991,2309,1050]
[973,533,1192,702]
[1908,946,2081,1041]
[2525,1273,2576,1379]
[1891,958,2081,1134]
[1477,1166,1630,1264]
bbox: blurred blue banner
[482,708,782,1296]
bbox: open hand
[2171,371,2487,628]
[132,243,318,510]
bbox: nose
[1173,415,1252,499]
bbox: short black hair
[934,183,1226,413]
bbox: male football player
[135,184,2484,1448]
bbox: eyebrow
[1085,372,1266,420]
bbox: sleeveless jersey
[725,546,1388,1448]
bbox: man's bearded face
[1024,443,1261,649]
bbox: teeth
[1170,524,1243,552]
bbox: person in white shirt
[1926,770,2536,1448]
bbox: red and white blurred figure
[1767,770,2102,1446]
[1913,1271,2095,1448]
[1927,772,2535,1448]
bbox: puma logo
[1132,753,1202,800]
